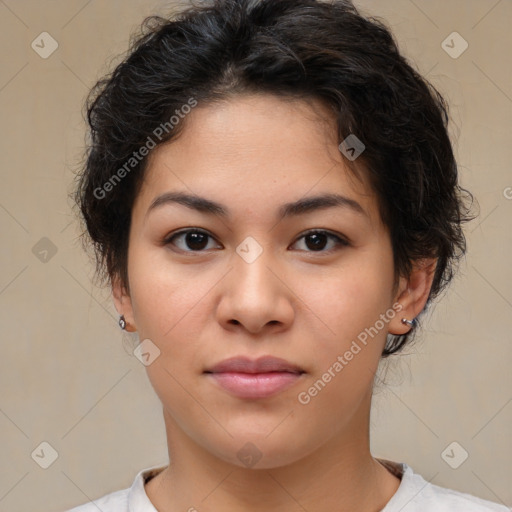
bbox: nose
[215,243,295,335]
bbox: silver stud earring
[119,315,127,330]
[401,318,415,327]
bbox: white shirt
[65,459,511,511]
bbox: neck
[145,396,401,511]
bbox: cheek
[127,247,223,363]
[292,269,390,426]
[305,255,394,353]
[127,258,210,399]
[128,243,189,322]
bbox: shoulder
[63,464,166,512]
[64,487,129,511]
[417,479,510,511]
[381,460,510,512]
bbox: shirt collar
[128,464,167,512]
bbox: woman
[68,0,507,510]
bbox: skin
[113,93,437,511]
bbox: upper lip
[205,356,304,374]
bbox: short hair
[74,0,476,356]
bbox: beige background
[0,0,511,510]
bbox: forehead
[135,94,380,227]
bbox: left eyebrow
[146,191,368,220]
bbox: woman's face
[115,93,414,469]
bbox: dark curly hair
[74,0,476,356]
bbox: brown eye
[291,230,349,253]
[164,229,220,252]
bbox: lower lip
[207,371,303,399]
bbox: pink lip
[205,356,305,399]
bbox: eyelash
[163,228,350,254]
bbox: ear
[388,258,437,335]
[111,275,137,332]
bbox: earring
[401,318,415,328]
[119,315,127,330]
